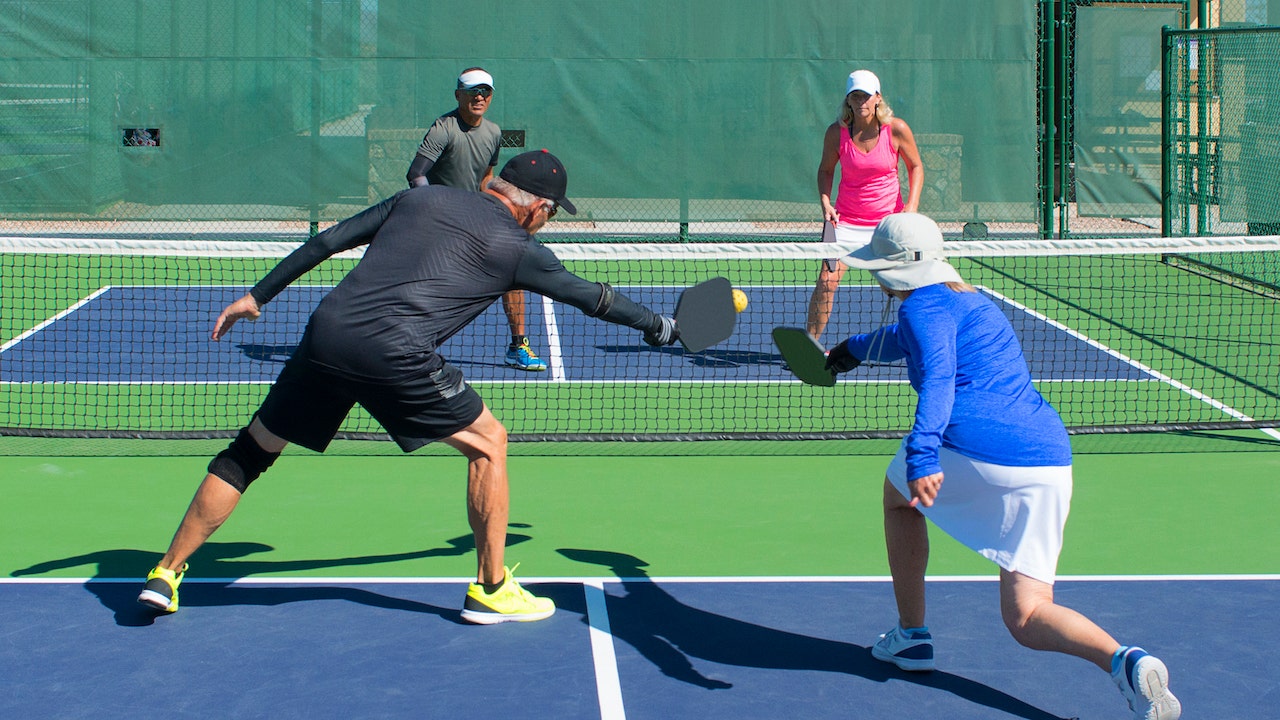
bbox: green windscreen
[1,0,1038,228]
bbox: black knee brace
[208,427,280,493]
[589,282,616,318]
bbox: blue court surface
[5,284,1149,384]
[1,573,1273,718]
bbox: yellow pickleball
[731,288,749,313]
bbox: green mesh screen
[0,0,1039,230]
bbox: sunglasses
[461,86,493,98]
[544,202,558,219]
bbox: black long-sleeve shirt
[250,185,662,382]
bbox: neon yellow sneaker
[461,564,555,624]
[137,563,188,613]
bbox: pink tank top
[834,123,903,226]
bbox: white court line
[584,579,627,720]
[541,295,567,382]
[5,574,1278,584]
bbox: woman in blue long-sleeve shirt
[828,213,1181,720]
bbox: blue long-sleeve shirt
[843,284,1071,480]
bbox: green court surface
[5,433,1278,581]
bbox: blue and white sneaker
[871,624,935,672]
[1112,646,1181,720]
[505,340,547,372]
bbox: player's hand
[907,472,944,508]
[212,294,262,341]
[825,341,862,373]
[643,315,679,346]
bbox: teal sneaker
[505,340,547,371]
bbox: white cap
[457,69,494,89]
[845,69,881,96]
[841,212,963,291]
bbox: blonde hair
[839,94,894,128]
[944,281,977,293]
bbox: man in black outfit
[137,150,679,624]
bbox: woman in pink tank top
[807,69,923,341]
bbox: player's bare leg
[1000,570,1180,717]
[502,290,525,339]
[448,406,553,623]
[140,417,285,613]
[870,477,937,670]
[883,477,929,628]
[502,290,547,371]
[157,418,287,571]
[443,406,510,585]
[806,262,846,341]
[999,569,1118,670]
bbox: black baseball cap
[498,149,577,215]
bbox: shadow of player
[11,529,530,628]
[555,548,1072,720]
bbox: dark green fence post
[1161,26,1173,237]
[1040,0,1056,238]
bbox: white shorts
[886,444,1073,584]
[824,223,874,271]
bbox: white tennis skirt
[886,444,1073,585]
[825,223,874,270]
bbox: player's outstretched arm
[212,294,262,341]
[514,244,678,344]
[249,195,396,307]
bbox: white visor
[458,70,494,89]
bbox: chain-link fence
[1166,25,1280,237]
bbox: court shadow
[11,531,530,627]
[557,548,1072,720]
[447,357,524,371]
[596,344,784,368]
[90,580,464,628]
[1167,429,1280,448]
[236,343,297,363]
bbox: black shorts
[256,358,484,453]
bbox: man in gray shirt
[407,68,547,372]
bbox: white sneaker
[1112,646,1182,720]
[871,624,935,672]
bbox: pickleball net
[3,233,1278,443]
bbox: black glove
[825,340,862,374]
[643,315,679,346]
